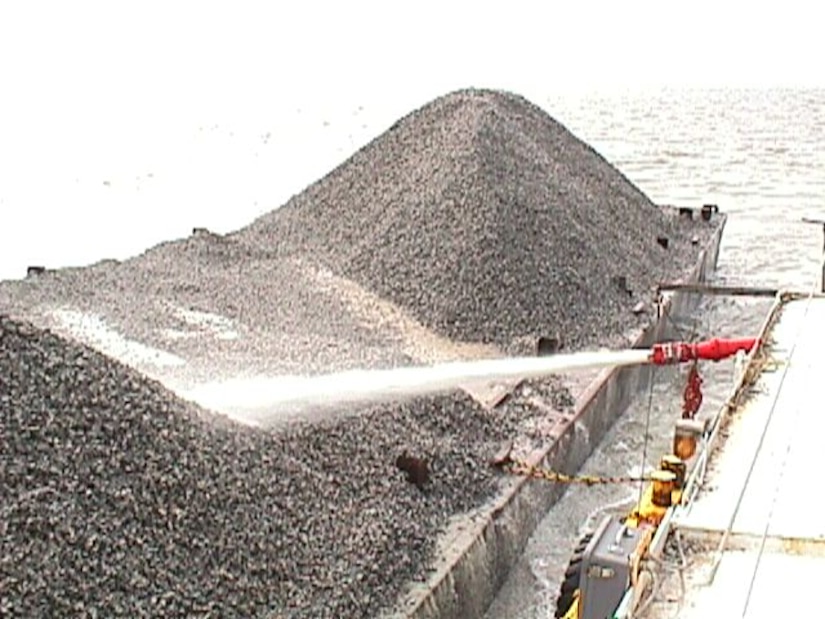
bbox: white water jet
[183,348,652,425]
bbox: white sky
[0,1,822,279]
[1,0,821,123]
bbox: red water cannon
[649,337,759,366]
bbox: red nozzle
[650,337,759,365]
[693,337,759,362]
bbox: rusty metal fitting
[673,432,696,461]
[536,335,563,356]
[660,455,686,489]
[673,418,706,460]
[701,204,719,221]
[651,470,677,507]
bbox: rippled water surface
[487,88,825,617]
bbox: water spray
[184,337,757,426]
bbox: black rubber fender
[554,532,593,618]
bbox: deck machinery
[550,337,758,619]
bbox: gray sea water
[487,88,825,617]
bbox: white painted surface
[675,551,825,618]
[676,297,825,541]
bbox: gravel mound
[243,88,713,350]
[1,88,717,618]
[1,315,535,618]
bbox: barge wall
[396,211,727,619]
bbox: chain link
[682,361,703,419]
[497,457,654,486]
[493,297,711,488]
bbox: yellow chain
[501,458,653,486]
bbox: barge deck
[641,294,825,618]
